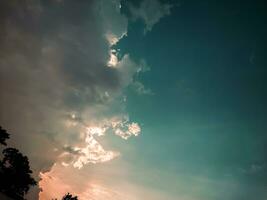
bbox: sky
[0,0,267,200]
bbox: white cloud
[60,116,141,168]
[114,122,141,140]
[128,122,141,136]
[73,134,119,169]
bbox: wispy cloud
[128,0,174,33]
[132,81,154,95]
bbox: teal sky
[114,0,267,199]
[0,0,267,199]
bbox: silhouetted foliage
[62,193,78,200]
[0,126,9,146]
[0,126,37,200]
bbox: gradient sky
[0,0,267,200]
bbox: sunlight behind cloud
[73,129,119,169]
[71,119,141,168]
[107,50,119,67]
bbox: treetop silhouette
[53,193,79,200]
[0,126,37,200]
[0,126,10,146]
[0,127,79,200]
[62,193,78,200]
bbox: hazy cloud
[0,0,171,199]
[0,0,142,198]
[128,0,174,32]
[132,81,154,95]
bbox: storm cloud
[0,0,140,194]
[0,0,173,199]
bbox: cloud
[0,0,172,199]
[0,0,143,198]
[128,0,174,32]
[132,81,154,95]
[131,60,153,95]
[240,163,266,174]
[72,133,119,169]
[58,116,141,169]
[0,0,138,160]
[113,120,141,140]
[38,161,178,200]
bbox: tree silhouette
[62,193,78,200]
[0,127,37,200]
[0,126,9,146]
[52,193,79,200]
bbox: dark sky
[115,0,267,199]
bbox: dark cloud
[0,0,148,199]
[0,0,133,180]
